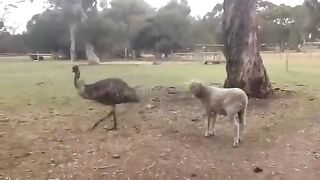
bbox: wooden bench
[29,53,52,61]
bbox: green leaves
[132,0,192,53]
[304,0,320,40]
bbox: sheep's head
[189,81,205,98]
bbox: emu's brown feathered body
[81,78,139,105]
[72,65,139,130]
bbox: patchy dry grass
[1,52,320,110]
[0,53,320,180]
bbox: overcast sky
[4,0,304,34]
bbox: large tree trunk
[80,4,100,65]
[69,23,76,61]
[223,0,272,98]
[86,43,100,65]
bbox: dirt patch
[0,88,320,180]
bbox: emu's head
[72,65,79,73]
[72,65,81,79]
[189,81,205,99]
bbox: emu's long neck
[74,72,87,98]
[74,72,81,88]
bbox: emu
[72,65,139,131]
[189,81,248,147]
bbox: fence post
[285,51,289,72]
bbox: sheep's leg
[210,113,217,136]
[205,111,213,137]
[238,110,246,143]
[108,105,118,131]
[228,113,240,148]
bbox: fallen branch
[93,165,116,171]
[135,162,156,174]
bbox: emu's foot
[91,126,98,131]
[107,126,118,131]
[205,130,216,137]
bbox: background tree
[48,0,101,64]
[1,0,316,62]
[223,0,272,98]
[304,0,320,41]
[288,5,309,50]
[132,0,192,57]
[78,14,127,59]
[0,0,32,53]
[106,0,153,56]
[256,2,308,51]
[190,3,223,45]
[261,4,294,51]
[26,10,70,55]
[0,1,20,34]
[0,32,29,53]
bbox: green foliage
[0,1,21,33]
[0,21,4,31]
[257,1,309,50]
[132,0,192,54]
[2,0,319,56]
[106,0,154,44]
[78,15,128,55]
[26,10,70,53]
[0,33,29,53]
[304,0,320,40]
[191,3,223,45]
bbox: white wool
[201,86,248,117]
[190,82,248,148]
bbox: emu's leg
[108,105,118,131]
[91,111,113,130]
[205,111,213,137]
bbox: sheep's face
[189,82,204,98]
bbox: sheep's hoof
[205,132,210,137]
[212,131,217,136]
[233,138,240,148]
[233,143,239,148]
[205,131,216,137]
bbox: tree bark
[86,43,100,65]
[79,3,100,65]
[223,0,272,98]
[69,23,76,61]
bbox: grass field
[0,53,320,179]
[1,53,320,110]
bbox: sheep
[189,81,248,148]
